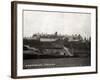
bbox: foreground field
[23,57,90,69]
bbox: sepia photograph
[23,10,91,69]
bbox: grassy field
[23,57,90,69]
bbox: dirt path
[63,46,73,56]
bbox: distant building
[68,37,80,42]
[40,38,57,42]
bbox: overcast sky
[23,10,91,38]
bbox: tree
[77,34,83,41]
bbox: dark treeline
[24,32,91,51]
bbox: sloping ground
[23,45,74,59]
[23,39,90,59]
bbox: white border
[17,3,96,76]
